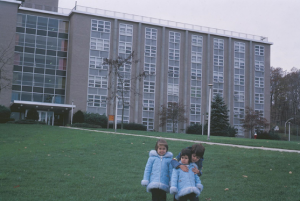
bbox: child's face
[191,154,201,163]
[157,145,167,156]
[181,155,189,165]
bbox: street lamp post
[115,96,118,132]
[285,118,293,136]
[288,122,291,141]
[71,100,74,125]
[207,84,213,140]
[202,113,204,135]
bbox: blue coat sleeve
[195,173,203,192]
[141,157,154,186]
[170,168,179,194]
[171,151,181,168]
[168,160,173,183]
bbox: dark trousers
[174,193,199,201]
[151,188,166,201]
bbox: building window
[213,38,224,97]
[233,42,245,135]
[143,28,157,130]
[12,14,68,104]
[87,19,111,114]
[254,45,265,116]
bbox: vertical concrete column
[134,23,142,123]
[183,30,189,130]
[159,27,166,132]
[228,38,232,123]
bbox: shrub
[71,123,102,128]
[186,124,202,134]
[11,119,46,125]
[257,129,281,140]
[108,123,147,131]
[123,123,147,131]
[73,110,84,123]
[226,126,238,137]
[84,113,108,128]
[26,108,39,121]
[0,105,11,123]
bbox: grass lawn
[76,127,300,151]
[0,124,299,201]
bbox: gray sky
[59,0,300,72]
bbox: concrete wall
[66,13,91,112]
[23,0,59,8]
[0,1,19,107]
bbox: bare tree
[103,51,146,129]
[0,41,14,95]
[159,102,187,133]
[241,106,269,138]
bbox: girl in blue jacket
[170,148,203,201]
[141,139,173,201]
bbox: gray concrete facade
[0,0,272,136]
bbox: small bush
[26,108,39,121]
[123,123,147,131]
[73,110,84,123]
[72,123,102,128]
[12,119,46,124]
[0,105,11,123]
[108,123,147,131]
[84,113,108,128]
[186,124,202,134]
[257,130,281,140]
[226,126,238,137]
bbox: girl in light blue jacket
[141,139,173,201]
[170,148,203,201]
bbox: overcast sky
[59,0,300,72]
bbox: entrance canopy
[10,100,76,113]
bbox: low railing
[19,3,268,42]
[20,2,71,15]
[75,5,268,42]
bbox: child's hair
[191,143,205,159]
[155,139,168,151]
[180,148,192,163]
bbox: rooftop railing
[20,2,72,15]
[74,5,268,42]
[19,3,269,42]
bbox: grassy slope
[0,124,299,201]
[78,127,300,151]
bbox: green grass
[78,127,300,151]
[0,124,300,201]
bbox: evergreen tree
[210,94,230,136]
[73,110,84,123]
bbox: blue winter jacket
[141,150,173,193]
[171,146,204,176]
[170,162,203,200]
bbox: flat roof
[10,100,76,113]
[0,0,21,4]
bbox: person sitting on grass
[171,143,205,177]
[141,139,173,201]
[170,148,203,201]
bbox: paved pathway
[62,127,300,154]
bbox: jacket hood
[149,150,173,158]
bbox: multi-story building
[0,0,272,137]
